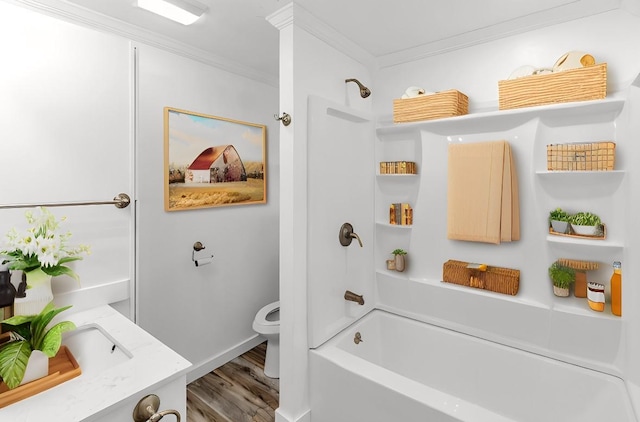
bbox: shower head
[345,78,371,98]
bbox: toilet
[252,301,280,378]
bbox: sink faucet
[344,290,364,305]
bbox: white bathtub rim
[376,303,625,378]
[311,345,515,422]
[312,307,638,422]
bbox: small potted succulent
[569,211,602,236]
[548,261,575,297]
[549,208,571,234]
[391,249,407,272]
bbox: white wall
[375,10,640,117]
[0,1,134,315]
[135,44,280,379]
[372,3,640,396]
[274,5,640,422]
[270,4,373,421]
[0,0,281,383]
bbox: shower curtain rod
[0,193,131,210]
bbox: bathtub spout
[344,290,364,305]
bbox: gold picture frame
[164,107,267,211]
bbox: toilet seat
[253,301,280,335]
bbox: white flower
[0,207,89,279]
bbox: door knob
[133,394,181,422]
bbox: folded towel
[447,140,519,244]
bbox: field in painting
[168,178,264,210]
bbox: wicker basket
[498,63,607,110]
[393,90,468,123]
[547,142,615,171]
[442,259,520,296]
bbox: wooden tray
[549,224,606,240]
[0,346,81,408]
[442,259,520,296]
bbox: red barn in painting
[186,145,247,183]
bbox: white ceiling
[16,0,626,86]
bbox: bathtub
[309,309,636,422]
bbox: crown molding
[288,3,376,70]
[6,0,278,87]
[377,0,622,69]
[266,2,293,30]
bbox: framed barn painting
[164,107,267,211]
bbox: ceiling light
[135,0,208,25]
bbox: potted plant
[391,249,407,272]
[569,211,601,236]
[0,302,76,389]
[0,207,90,316]
[548,261,575,297]
[549,207,571,234]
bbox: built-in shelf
[551,295,622,320]
[546,233,623,249]
[376,97,626,137]
[535,169,625,180]
[536,170,625,198]
[402,276,549,309]
[376,221,413,229]
[375,269,409,279]
[378,270,623,322]
[375,95,628,328]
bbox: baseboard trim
[186,334,265,383]
[275,408,311,422]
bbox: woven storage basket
[442,259,520,296]
[393,90,468,123]
[498,63,607,110]
[547,142,615,171]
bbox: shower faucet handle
[350,231,363,248]
[339,223,363,247]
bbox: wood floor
[187,342,279,422]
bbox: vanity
[0,305,191,421]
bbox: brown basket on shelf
[393,89,468,123]
[498,63,607,110]
[442,259,520,296]
[547,142,615,171]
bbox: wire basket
[546,142,615,171]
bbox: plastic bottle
[611,261,622,317]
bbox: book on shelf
[379,161,417,175]
[389,203,413,225]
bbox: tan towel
[447,140,519,244]
[510,145,520,241]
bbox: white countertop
[0,305,192,421]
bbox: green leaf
[2,314,37,326]
[30,303,72,350]
[2,313,37,342]
[41,265,79,280]
[1,322,31,342]
[0,340,32,389]
[57,256,83,265]
[40,322,76,357]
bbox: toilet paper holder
[192,241,214,267]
